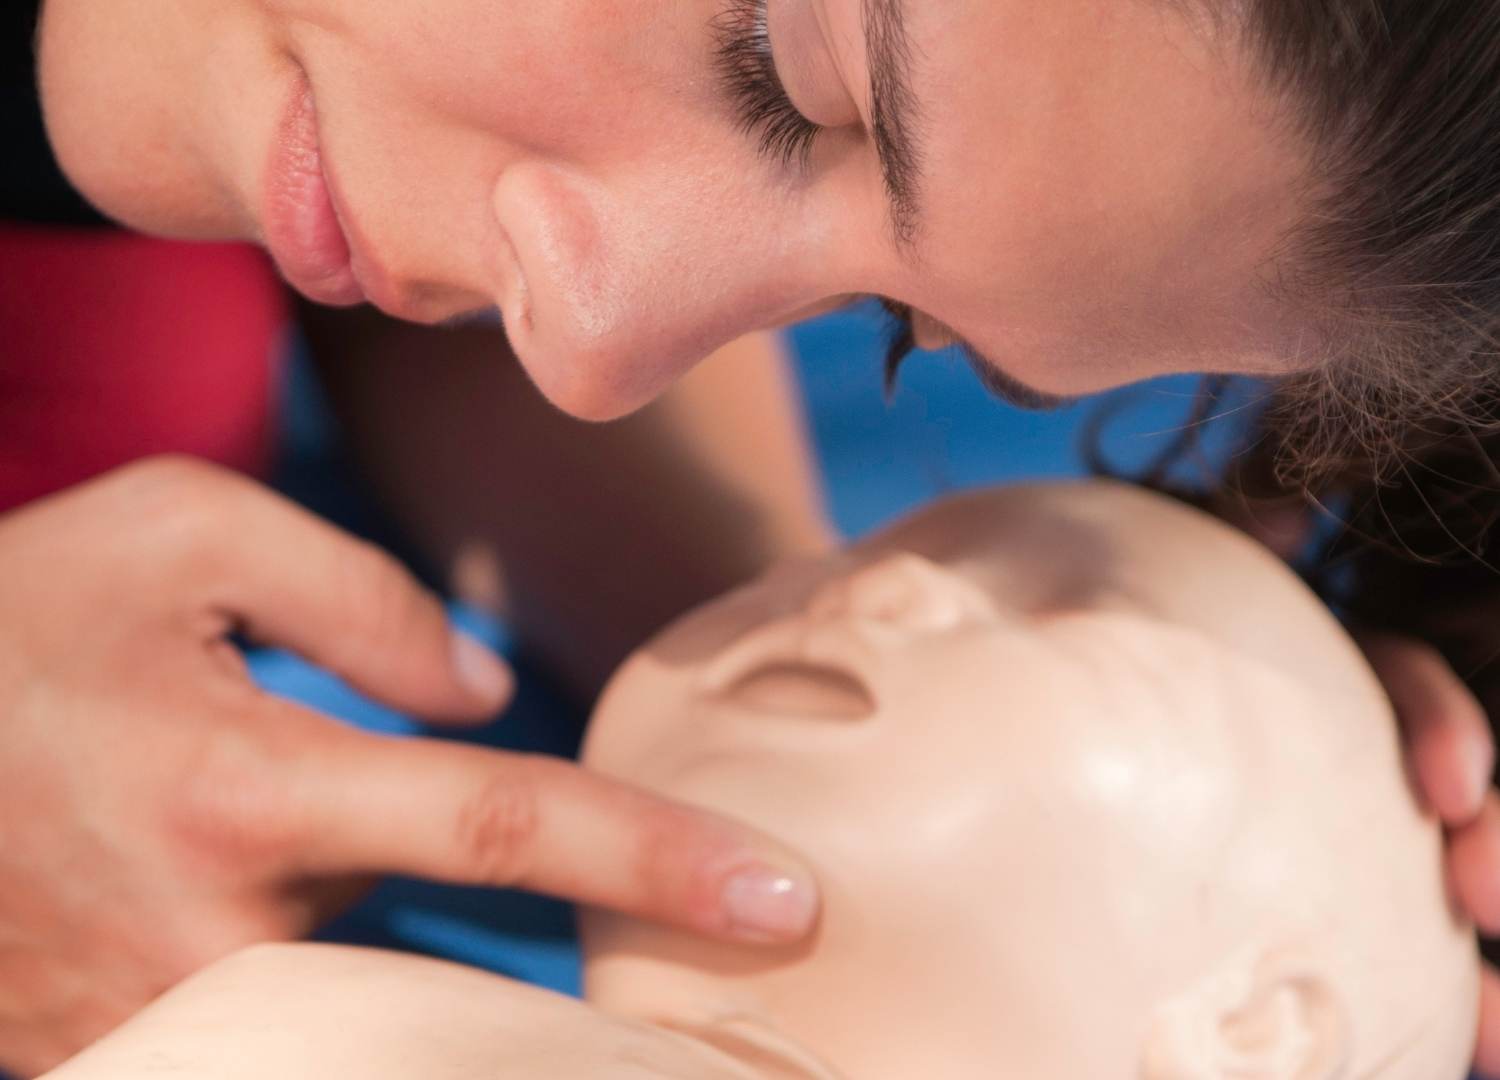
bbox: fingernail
[450,630,513,706]
[722,864,820,943]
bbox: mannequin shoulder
[45,944,761,1080]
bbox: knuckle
[344,542,431,638]
[163,722,299,872]
[113,455,231,514]
[635,805,725,924]
[333,543,445,674]
[111,453,208,488]
[109,456,247,565]
[451,768,541,885]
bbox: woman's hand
[1358,633,1500,1074]
[0,457,818,1077]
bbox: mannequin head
[582,482,1478,1079]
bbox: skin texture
[36,0,1306,421]
[37,484,1479,1079]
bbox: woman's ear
[1142,946,1351,1079]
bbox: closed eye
[713,0,825,170]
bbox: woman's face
[38,0,1305,419]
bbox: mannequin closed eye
[720,659,875,719]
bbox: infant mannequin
[45,482,1477,1080]
[581,479,1477,1078]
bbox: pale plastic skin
[44,483,1478,1079]
[582,481,1479,1079]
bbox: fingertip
[449,630,514,714]
[636,804,823,946]
[1419,746,1469,825]
[1425,728,1491,826]
[1451,795,1500,935]
[1409,695,1493,824]
[718,861,822,945]
[1445,690,1496,822]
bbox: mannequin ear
[1142,947,1351,1079]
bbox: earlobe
[1142,946,1350,1079]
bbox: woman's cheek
[36,0,263,239]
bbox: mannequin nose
[808,553,988,633]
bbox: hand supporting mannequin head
[582,481,1479,1080]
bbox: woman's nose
[807,553,991,633]
[491,160,830,420]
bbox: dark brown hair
[1236,1,1500,475]
[890,5,1500,709]
[1134,4,1500,722]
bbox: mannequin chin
[44,482,1477,1080]
[580,480,1478,1080]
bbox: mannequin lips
[702,621,879,720]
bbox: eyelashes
[713,0,824,170]
[878,298,917,395]
[710,5,917,393]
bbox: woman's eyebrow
[864,0,926,247]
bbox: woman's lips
[262,71,364,306]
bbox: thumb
[282,721,821,945]
[193,473,512,722]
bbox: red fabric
[0,225,288,513]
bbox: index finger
[281,721,820,946]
